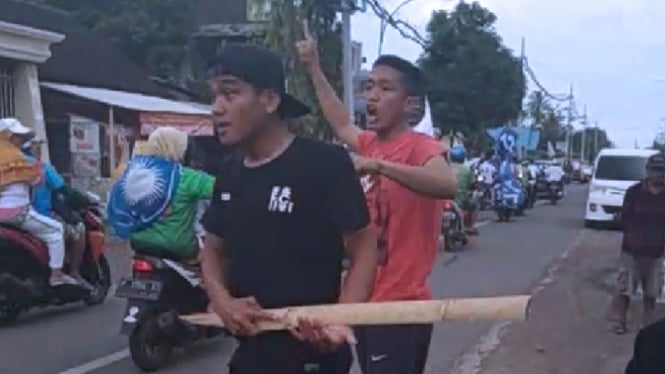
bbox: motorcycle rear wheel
[129,318,173,372]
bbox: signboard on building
[69,115,100,154]
[139,112,214,136]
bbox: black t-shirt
[202,137,369,309]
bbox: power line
[523,57,571,102]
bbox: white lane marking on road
[449,230,586,374]
[475,220,491,228]
[58,349,129,374]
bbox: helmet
[450,146,466,163]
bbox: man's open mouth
[366,105,378,123]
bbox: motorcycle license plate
[114,278,163,301]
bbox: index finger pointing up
[303,19,312,40]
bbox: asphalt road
[0,185,589,374]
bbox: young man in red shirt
[298,25,457,373]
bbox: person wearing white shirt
[545,164,565,183]
[478,160,497,185]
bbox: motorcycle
[475,174,493,211]
[441,200,468,252]
[0,196,111,325]
[547,181,564,205]
[115,244,226,372]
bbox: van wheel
[584,220,596,229]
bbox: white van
[584,148,658,227]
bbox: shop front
[40,82,217,199]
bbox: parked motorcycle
[116,244,226,372]
[441,200,468,252]
[0,197,111,325]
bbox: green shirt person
[131,166,214,259]
[108,127,215,261]
[450,147,475,210]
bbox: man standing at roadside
[200,43,378,373]
[298,23,457,373]
[614,153,665,334]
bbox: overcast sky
[352,0,665,148]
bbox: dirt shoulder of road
[474,229,652,374]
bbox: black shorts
[355,324,433,374]
[229,332,352,374]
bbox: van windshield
[594,156,649,181]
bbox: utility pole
[593,121,599,159]
[565,84,574,160]
[580,105,587,162]
[341,8,353,116]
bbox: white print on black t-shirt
[268,186,294,213]
[360,175,375,193]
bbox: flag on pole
[413,96,435,137]
[547,142,556,158]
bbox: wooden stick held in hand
[181,295,531,331]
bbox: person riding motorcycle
[21,135,91,286]
[519,161,533,208]
[107,127,215,261]
[0,118,76,286]
[450,146,479,235]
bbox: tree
[250,0,343,138]
[33,0,196,85]
[523,90,566,151]
[572,127,612,162]
[419,1,525,142]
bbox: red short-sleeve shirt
[357,130,444,301]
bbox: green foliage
[29,0,343,133]
[33,0,196,83]
[571,128,612,162]
[419,1,525,141]
[524,91,567,150]
[252,0,343,139]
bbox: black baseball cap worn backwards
[646,153,665,174]
[208,43,310,119]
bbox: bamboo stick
[180,295,530,331]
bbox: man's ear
[260,90,281,116]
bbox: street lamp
[378,0,420,55]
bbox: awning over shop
[41,82,213,135]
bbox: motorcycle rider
[478,152,497,206]
[519,160,534,208]
[21,135,89,286]
[450,146,478,235]
[544,161,565,193]
[107,127,215,261]
[0,118,76,286]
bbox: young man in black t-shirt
[200,43,379,374]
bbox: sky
[351,0,665,148]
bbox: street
[0,184,612,374]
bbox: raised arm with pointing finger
[296,21,361,150]
[297,22,456,199]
